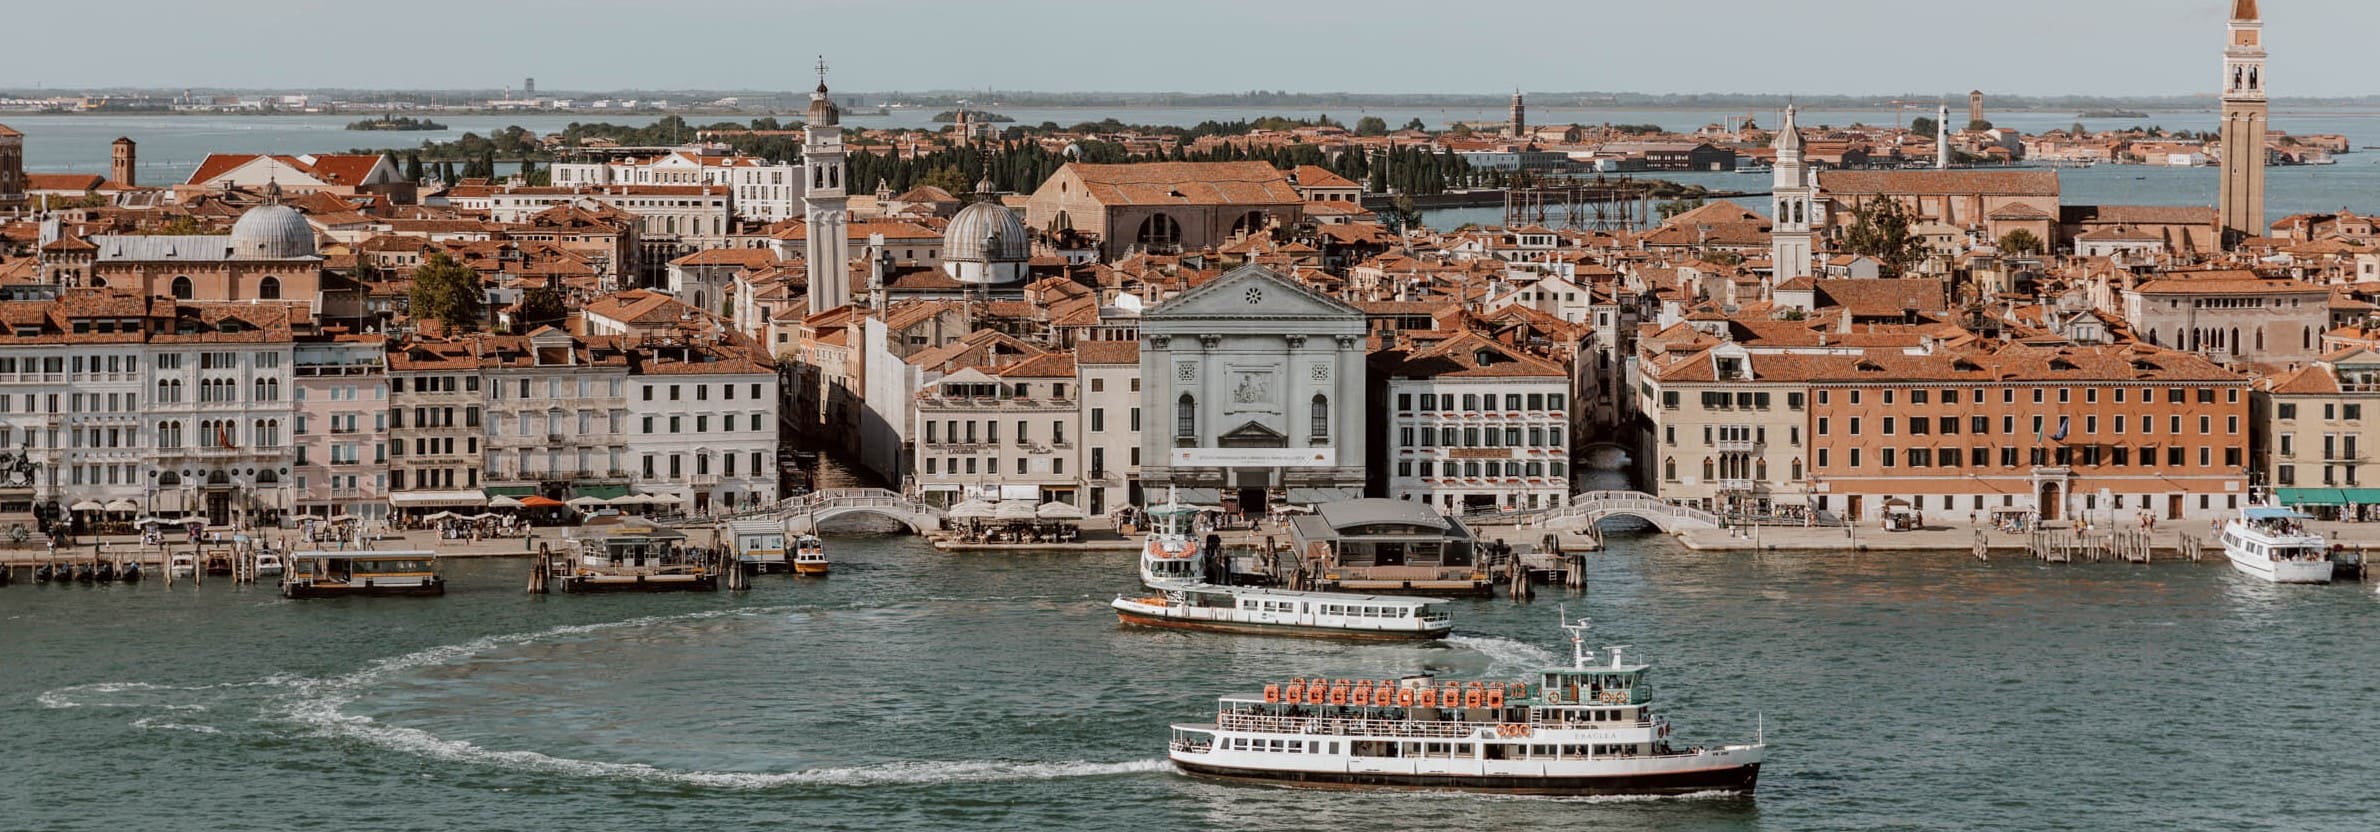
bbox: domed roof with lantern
[228,201,319,260]
[941,177,1030,285]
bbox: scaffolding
[1501,176,1656,232]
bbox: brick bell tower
[2217,0,2268,247]
[111,136,136,188]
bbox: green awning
[574,484,629,499]
[483,485,537,497]
[2275,487,2345,506]
[2341,488,2380,505]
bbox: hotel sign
[1173,448,1335,468]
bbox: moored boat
[2222,507,2333,584]
[1167,616,1765,795]
[543,520,719,593]
[1113,585,1452,641]
[1139,488,1205,588]
[791,535,829,576]
[252,551,286,578]
[119,561,142,582]
[281,551,445,599]
[167,553,197,577]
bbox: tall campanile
[804,57,851,314]
[2218,0,2268,246]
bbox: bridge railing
[1527,490,1726,530]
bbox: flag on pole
[2051,416,2069,442]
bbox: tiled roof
[1059,161,1301,206]
[1820,170,2059,197]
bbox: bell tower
[2218,0,2268,247]
[111,137,137,188]
[1769,106,1813,283]
[803,57,851,314]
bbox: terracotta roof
[24,173,106,192]
[1820,170,2059,197]
[1057,161,1301,206]
[1074,339,1140,365]
[1290,165,1361,190]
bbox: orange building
[1802,343,2248,525]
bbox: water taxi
[167,552,197,577]
[1140,489,1205,588]
[724,519,789,573]
[1167,616,1765,795]
[281,551,444,599]
[792,534,830,576]
[543,520,719,593]
[2222,507,2333,584]
[1113,585,1452,641]
[252,550,286,578]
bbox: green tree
[1382,194,1422,231]
[404,151,425,182]
[1354,116,1388,137]
[513,285,568,331]
[408,252,485,330]
[1910,116,1938,138]
[1841,198,1925,274]
[1967,119,1994,132]
[1998,228,2045,256]
[1401,117,1426,132]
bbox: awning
[576,483,630,500]
[389,490,489,508]
[2274,487,2346,506]
[483,485,537,497]
[1166,488,1221,505]
[1285,488,1360,505]
[2341,488,2380,505]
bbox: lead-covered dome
[229,204,318,259]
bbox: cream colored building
[1637,343,1816,518]
[2256,347,2380,516]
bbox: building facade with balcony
[1381,331,1574,514]
[2256,347,2380,517]
[387,338,485,516]
[623,339,780,514]
[144,303,299,528]
[1637,342,1815,519]
[292,333,388,522]
[481,328,632,503]
[912,354,1086,508]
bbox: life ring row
[1495,723,1533,738]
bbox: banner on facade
[1171,448,1335,468]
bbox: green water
[4,533,2375,830]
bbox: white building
[1382,331,1573,513]
[550,147,804,222]
[625,342,781,513]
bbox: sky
[8,0,2376,98]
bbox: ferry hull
[1114,608,1449,642]
[558,574,719,593]
[793,563,830,576]
[2223,551,2333,584]
[281,579,446,599]
[1170,758,1759,796]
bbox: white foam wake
[1446,635,1557,674]
[132,716,224,735]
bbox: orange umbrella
[519,495,566,509]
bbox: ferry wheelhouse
[281,551,444,599]
[2222,507,2333,584]
[1140,489,1204,588]
[724,519,789,573]
[1167,617,1764,795]
[1113,585,1453,641]
[792,535,830,576]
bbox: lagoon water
[6,532,2375,831]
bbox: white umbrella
[70,499,105,512]
[567,496,611,508]
[947,499,997,520]
[994,500,1039,521]
[423,510,462,521]
[328,514,361,523]
[105,498,140,513]
[1036,501,1086,520]
[488,495,527,509]
[641,493,685,505]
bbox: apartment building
[387,338,485,515]
[481,328,633,503]
[1637,342,1815,519]
[913,353,1086,508]
[2256,347,2380,517]
[624,340,781,513]
[1382,331,1574,514]
[550,148,803,222]
[1076,340,1143,516]
[291,333,388,522]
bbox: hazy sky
[10,0,2373,97]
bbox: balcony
[1715,439,1761,453]
[546,433,567,445]
[1716,479,1757,493]
[690,474,722,487]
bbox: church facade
[1137,265,1368,510]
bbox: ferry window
[1329,742,1339,755]
[1455,744,1472,755]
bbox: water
[6,532,2375,830]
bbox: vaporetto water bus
[1166,617,1765,795]
[1113,584,1453,641]
[2222,506,2334,584]
[281,551,444,599]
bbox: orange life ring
[1485,688,1505,708]
[1396,688,1414,707]
[1464,689,1483,709]
[1417,689,1436,708]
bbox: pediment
[1145,264,1361,322]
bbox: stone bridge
[1472,490,1724,534]
[777,488,943,535]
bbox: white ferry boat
[792,534,830,576]
[2221,507,2333,584]
[281,551,444,599]
[1113,585,1453,641]
[1140,489,1204,588]
[1167,617,1765,795]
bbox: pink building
[292,333,389,522]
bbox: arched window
[1792,458,1804,481]
[170,276,193,300]
[1136,214,1182,249]
[90,276,106,288]
[1231,211,1267,238]
[256,470,279,485]
[257,276,280,300]
[1702,458,1716,481]
[158,471,180,487]
[1664,457,1677,481]
[1310,394,1329,439]
[1050,210,1073,232]
[1176,394,1196,439]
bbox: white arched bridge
[776,488,944,534]
[1474,490,1726,533]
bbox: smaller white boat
[252,551,286,578]
[1139,488,1204,588]
[1113,585,1453,641]
[792,535,829,576]
[2222,506,2333,584]
[167,552,197,577]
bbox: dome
[228,204,317,259]
[941,202,1030,286]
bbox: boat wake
[45,605,1167,791]
[1446,635,1557,674]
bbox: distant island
[932,109,1012,124]
[2079,109,2149,119]
[346,115,447,131]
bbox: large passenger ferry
[1113,585,1453,641]
[1167,617,1764,795]
[2221,506,2334,584]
